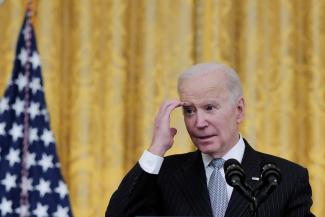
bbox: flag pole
[25,0,37,26]
[0,0,73,215]
[20,0,33,216]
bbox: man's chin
[195,143,215,153]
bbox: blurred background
[0,0,324,216]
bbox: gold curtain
[0,0,324,216]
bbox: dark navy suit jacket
[106,140,314,217]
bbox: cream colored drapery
[0,0,324,216]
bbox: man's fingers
[156,100,183,123]
[156,100,175,122]
[161,100,184,118]
[150,101,184,156]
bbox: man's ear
[236,97,245,123]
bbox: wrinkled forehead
[178,72,229,99]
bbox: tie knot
[209,158,225,170]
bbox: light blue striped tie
[208,159,228,217]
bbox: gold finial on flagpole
[25,0,37,26]
[26,0,33,18]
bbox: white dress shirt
[139,136,246,201]
[201,136,245,201]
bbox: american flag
[0,8,73,217]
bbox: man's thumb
[170,128,177,137]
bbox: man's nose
[195,111,208,128]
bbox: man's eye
[206,105,214,111]
[183,107,194,115]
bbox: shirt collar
[201,135,245,168]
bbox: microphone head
[224,159,246,187]
[261,163,281,185]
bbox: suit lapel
[172,141,262,217]
[174,151,213,217]
[225,140,262,217]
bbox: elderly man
[106,63,314,217]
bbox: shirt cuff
[139,150,164,174]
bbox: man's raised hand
[149,100,184,157]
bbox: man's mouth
[195,135,216,140]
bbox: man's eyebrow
[181,102,193,107]
[206,101,218,104]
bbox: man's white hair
[177,63,243,102]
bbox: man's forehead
[179,85,228,100]
[179,75,227,95]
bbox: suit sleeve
[286,168,315,217]
[105,163,160,217]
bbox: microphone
[255,163,281,205]
[224,160,281,217]
[224,159,254,202]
